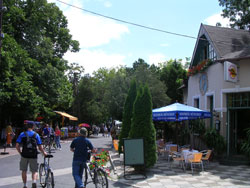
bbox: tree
[1,0,79,125]
[0,34,45,121]
[118,79,137,153]
[160,60,187,103]
[103,68,130,121]
[129,84,157,168]
[218,0,250,30]
[128,59,170,108]
[75,75,104,125]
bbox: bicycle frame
[84,153,108,188]
[39,154,54,188]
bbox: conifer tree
[129,84,157,168]
[118,79,137,153]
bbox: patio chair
[188,152,204,175]
[156,139,165,157]
[166,145,178,161]
[201,149,212,166]
[170,151,185,171]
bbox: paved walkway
[2,141,250,188]
[109,150,250,188]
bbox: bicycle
[42,135,56,151]
[39,154,55,188]
[84,152,108,188]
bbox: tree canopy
[1,0,79,125]
[0,1,188,127]
[219,0,250,30]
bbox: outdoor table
[182,149,199,163]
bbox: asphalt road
[0,135,133,188]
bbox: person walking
[70,128,95,188]
[6,123,15,147]
[55,126,61,150]
[16,122,47,188]
[104,126,108,137]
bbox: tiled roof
[203,24,250,60]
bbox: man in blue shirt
[70,128,95,188]
[42,124,51,136]
[16,122,47,188]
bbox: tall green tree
[76,75,105,125]
[218,0,250,30]
[128,59,170,108]
[129,84,157,168]
[103,67,129,121]
[118,79,137,153]
[160,60,187,103]
[0,34,44,121]
[1,0,79,125]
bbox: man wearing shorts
[16,122,47,188]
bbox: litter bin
[61,127,68,139]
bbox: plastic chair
[188,152,204,174]
[201,149,212,166]
[170,151,185,171]
[156,139,165,156]
[166,145,178,162]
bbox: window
[208,43,217,60]
[208,96,214,128]
[228,92,250,108]
[194,98,199,108]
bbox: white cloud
[47,0,129,74]
[148,53,167,65]
[204,12,231,27]
[104,1,112,8]
[48,0,129,48]
[65,50,126,74]
[160,43,169,47]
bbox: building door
[229,110,237,155]
[229,109,250,155]
[227,92,250,156]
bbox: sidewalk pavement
[2,140,250,188]
[109,149,250,188]
[0,139,72,159]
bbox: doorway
[229,109,250,155]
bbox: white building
[184,24,250,156]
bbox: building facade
[185,24,250,156]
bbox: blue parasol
[152,102,211,122]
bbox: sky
[48,0,230,74]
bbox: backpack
[21,132,38,158]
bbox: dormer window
[208,43,217,60]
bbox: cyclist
[42,124,55,149]
[16,122,47,188]
[70,127,96,188]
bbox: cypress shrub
[129,84,157,168]
[118,79,137,153]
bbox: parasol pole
[62,116,64,127]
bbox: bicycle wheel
[94,168,108,188]
[46,169,55,188]
[39,163,46,187]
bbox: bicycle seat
[45,154,53,158]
